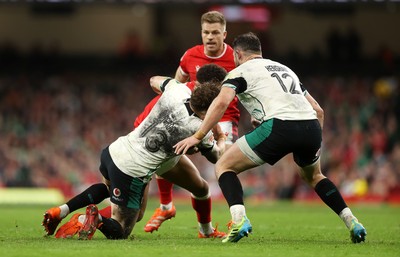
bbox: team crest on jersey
[195,65,201,72]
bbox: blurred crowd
[0,72,155,196]
[0,60,399,203]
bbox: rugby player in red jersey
[144,10,241,233]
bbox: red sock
[157,178,173,205]
[191,196,211,224]
[99,206,111,218]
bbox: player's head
[200,11,227,57]
[232,32,262,66]
[190,81,220,119]
[196,63,227,84]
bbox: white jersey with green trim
[109,79,214,180]
[222,58,316,122]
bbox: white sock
[77,213,102,224]
[230,204,246,224]
[339,207,356,229]
[160,202,173,211]
[78,214,86,224]
[59,204,70,219]
[199,222,213,235]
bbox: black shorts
[240,118,322,167]
[99,147,147,210]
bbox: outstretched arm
[305,92,324,129]
[174,87,236,155]
[150,76,171,94]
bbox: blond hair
[201,11,226,31]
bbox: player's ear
[234,49,241,62]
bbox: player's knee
[98,218,125,239]
[215,156,232,178]
[190,179,209,198]
[300,165,324,188]
[136,209,145,222]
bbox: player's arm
[198,124,226,163]
[174,86,235,155]
[174,67,189,83]
[150,76,173,94]
[301,83,324,129]
[305,92,324,129]
[199,140,225,164]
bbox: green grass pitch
[0,199,399,257]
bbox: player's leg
[94,180,149,222]
[143,174,176,233]
[78,185,145,240]
[161,155,225,238]
[216,142,258,243]
[42,182,109,236]
[48,148,113,237]
[96,203,140,239]
[94,173,148,239]
[299,160,367,243]
[218,119,303,243]
[143,180,179,232]
[156,174,174,210]
[55,177,111,238]
[96,183,147,239]
[78,146,147,240]
[294,119,366,243]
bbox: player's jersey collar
[184,99,194,116]
[204,43,227,59]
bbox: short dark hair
[196,64,227,84]
[190,82,220,114]
[232,32,262,54]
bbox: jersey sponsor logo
[112,188,123,203]
[113,188,121,197]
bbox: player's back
[227,58,316,122]
[109,81,201,178]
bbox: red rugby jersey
[179,44,239,124]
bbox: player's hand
[174,136,200,155]
[216,138,226,157]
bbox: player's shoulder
[184,45,204,56]
[164,79,191,94]
[165,78,185,88]
[225,44,234,52]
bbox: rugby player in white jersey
[42,68,226,240]
[175,32,367,244]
